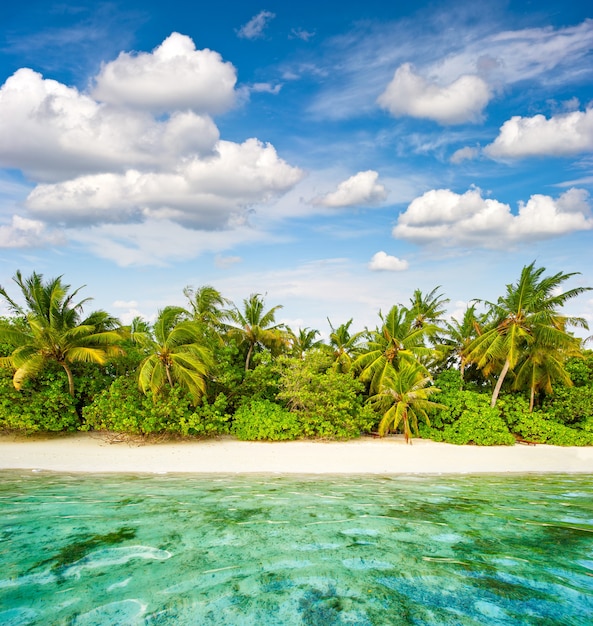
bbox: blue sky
[1,0,592,337]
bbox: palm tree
[407,286,450,330]
[512,326,581,411]
[289,327,322,359]
[224,293,288,370]
[464,262,590,407]
[353,305,437,394]
[327,318,364,373]
[137,306,213,404]
[0,271,123,397]
[367,361,444,443]
[438,304,485,384]
[183,285,230,333]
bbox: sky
[0,0,592,338]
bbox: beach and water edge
[2,432,593,475]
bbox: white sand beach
[1,433,593,474]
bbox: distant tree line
[1,263,593,445]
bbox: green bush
[441,408,515,445]
[231,400,301,441]
[275,352,378,439]
[421,382,514,445]
[178,394,231,437]
[82,376,230,436]
[513,411,593,446]
[539,386,593,426]
[0,368,79,433]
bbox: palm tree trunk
[60,361,75,397]
[529,384,535,413]
[490,358,510,408]
[245,343,254,371]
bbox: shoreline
[1,433,593,475]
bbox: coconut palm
[183,285,230,332]
[367,361,444,443]
[512,327,581,411]
[438,304,485,384]
[225,293,288,370]
[289,327,322,359]
[464,262,590,407]
[327,318,364,373]
[353,305,437,394]
[137,306,213,404]
[0,271,123,396]
[407,286,450,330]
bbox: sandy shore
[1,432,593,474]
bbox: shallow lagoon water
[1,472,593,625]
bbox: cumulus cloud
[377,63,491,125]
[313,170,387,208]
[450,146,480,164]
[92,32,237,114]
[0,215,63,248]
[26,139,304,228]
[0,33,304,235]
[237,11,275,40]
[393,187,593,247]
[485,108,593,158]
[368,251,409,271]
[0,67,220,182]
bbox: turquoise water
[1,472,593,625]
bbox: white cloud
[0,67,220,182]
[450,146,479,164]
[377,63,491,125]
[237,11,275,40]
[0,215,63,248]
[368,251,409,271]
[215,255,242,269]
[290,28,315,42]
[25,139,304,228]
[312,170,387,208]
[113,300,138,308]
[0,33,304,233]
[250,82,282,95]
[92,32,237,114]
[485,108,593,158]
[69,219,270,267]
[393,187,593,248]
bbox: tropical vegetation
[1,264,592,446]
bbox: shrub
[231,400,300,441]
[421,382,514,445]
[0,368,79,433]
[513,411,593,446]
[178,393,231,437]
[82,376,230,436]
[275,352,377,439]
[539,386,593,426]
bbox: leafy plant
[231,399,300,441]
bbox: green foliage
[234,356,280,406]
[178,393,231,437]
[564,353,593,387]
[0,367,79,432]
[440,408,515,446]
[421,380,514,445]
[275,351,377,439]
[539,386,593,426]
[513,411,593,446]
[231,399,300,441]
[82,376,230,436]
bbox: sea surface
[1,471,592,625]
